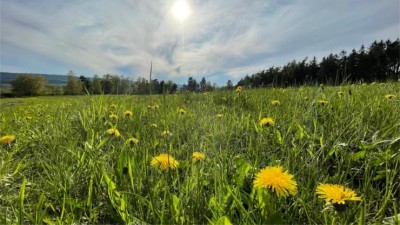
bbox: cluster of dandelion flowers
[316,183,362,204]
[107,128,120,137]
[151,153,179,171]
[253,166,297,198]
[0,135,15,144]
[260,117,275,127]
[385,94,396,100]
[271,100,281,106]
[192,152,206,162]
[109,114,118,119]
[124,110,133,117]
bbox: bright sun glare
[172,1,190,21]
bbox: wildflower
[126,137,139,145]
[271,100,281,106]
[179,108,186,114]
[317,100,328,106]
[107,128,120,137]
[203,92,209,96]
[151,153,179,170]
[0,135,15,144]
[385,94,396,100]
[192,152,206,162]
[253,166,297,198]
[124,110,133,117]
[110,104,117,109]
[147,104,159,110]
[161,130,171,137]
[216,114,223,118]
[338,91,344,97]
[109,114,118,119]
[150,123,158,128]
[235,86,243,92]
[259,117,275,127]
[316,183,362,204]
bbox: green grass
[0,83,399,224]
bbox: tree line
[237,39,400,87]
[7,71,180,97]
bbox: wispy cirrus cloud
[1,0,399,85]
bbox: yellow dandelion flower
[338,91,344,97]
[253,166,297,198]
[179,108,186,114]
[0,135,16,144]
[271,100,281,106]
[192,152,206,162]
[110,104,117,109]
[235,86,243,92]
[216,114,223,118]
[259,117,275,126]
[107,128,120,137]
[151,153,179,170]
[109,114,118,119]
[316,183,362,204]
[317,100,329,106]
[385,94,396,100]
[124,110,133,117]
[126,137,139,145]
[161,130,171,137]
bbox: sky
[1,0,399,85]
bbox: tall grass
[0,83,399,224]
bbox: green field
[0,83,399,224]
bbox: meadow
[0,83,399,224]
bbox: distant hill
[0,72,68,84]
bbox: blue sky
[1,0,399,85]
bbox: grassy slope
[0,83,399,224]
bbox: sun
[172,1,190,21]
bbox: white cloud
[1,0,399,84]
